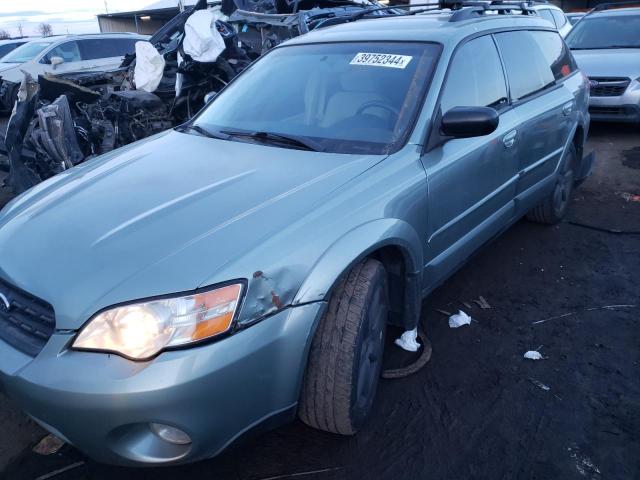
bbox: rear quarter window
[531,30,577,81]
[538,9,556,26]
[551,9,568,28]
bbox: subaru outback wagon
[0,2,591,466]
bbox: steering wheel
[356,101,400,118]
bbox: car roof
[0,39,31,45]
[22,33,148,45]
[286,12,554,48]
[587,6,640,16]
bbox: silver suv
[566,5,640,123]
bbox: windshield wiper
[178,124,230,140]
[220,129,324,152]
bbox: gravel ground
[0,118,638,480]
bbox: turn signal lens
[72,283,242,360]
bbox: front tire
[299,258,388,435]
[526,144,577,225]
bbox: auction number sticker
[350,52,413,69]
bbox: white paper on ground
[449,310,472,328]
[134,41,165,93]
[183,9,226,63]
[394,328,420,352]
[524,350,543,360]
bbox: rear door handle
[562,102,574,116]
[503,130,517,149]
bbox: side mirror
[50,56,64,68]
[441,106,499,139]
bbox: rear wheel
[526,144,577,225]
[299,258,388,435]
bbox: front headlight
[72,283,243,360]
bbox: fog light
[150,423,191,445]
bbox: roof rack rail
[313,3,444,28]
[308,0,538,29]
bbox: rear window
[566,14,640,49]
[496,31,561,101]
[195,42,442,154]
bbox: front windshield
[566,14,640,49]
[194,42,441,154]
[1,41,52,63]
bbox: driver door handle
[503,130,517,149]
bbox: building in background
[98,0,216,34]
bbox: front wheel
[298,258,388,435]
[526,144,577,225]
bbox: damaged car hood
[0,130,385,329]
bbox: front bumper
[588,79,640,124]
[0,302,325,466]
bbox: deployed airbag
[134,41,166,93]
[183,10,226,63]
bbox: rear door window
[440,35,508,113]
[495,31,556,101]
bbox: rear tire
[526,144,577,225]
[299,258,388,435]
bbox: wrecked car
[0,33,148,114]
[0,1,592,466]
[0,0,398,194]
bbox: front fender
[293,218,423,305]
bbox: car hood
[572,49,640,80]
[0,63,19,75]
[0,130,385,329]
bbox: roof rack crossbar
[446,0,537,21]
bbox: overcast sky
[0,0,155,37]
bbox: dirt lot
[0,119,638,480]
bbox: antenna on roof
[178,0,185,12]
